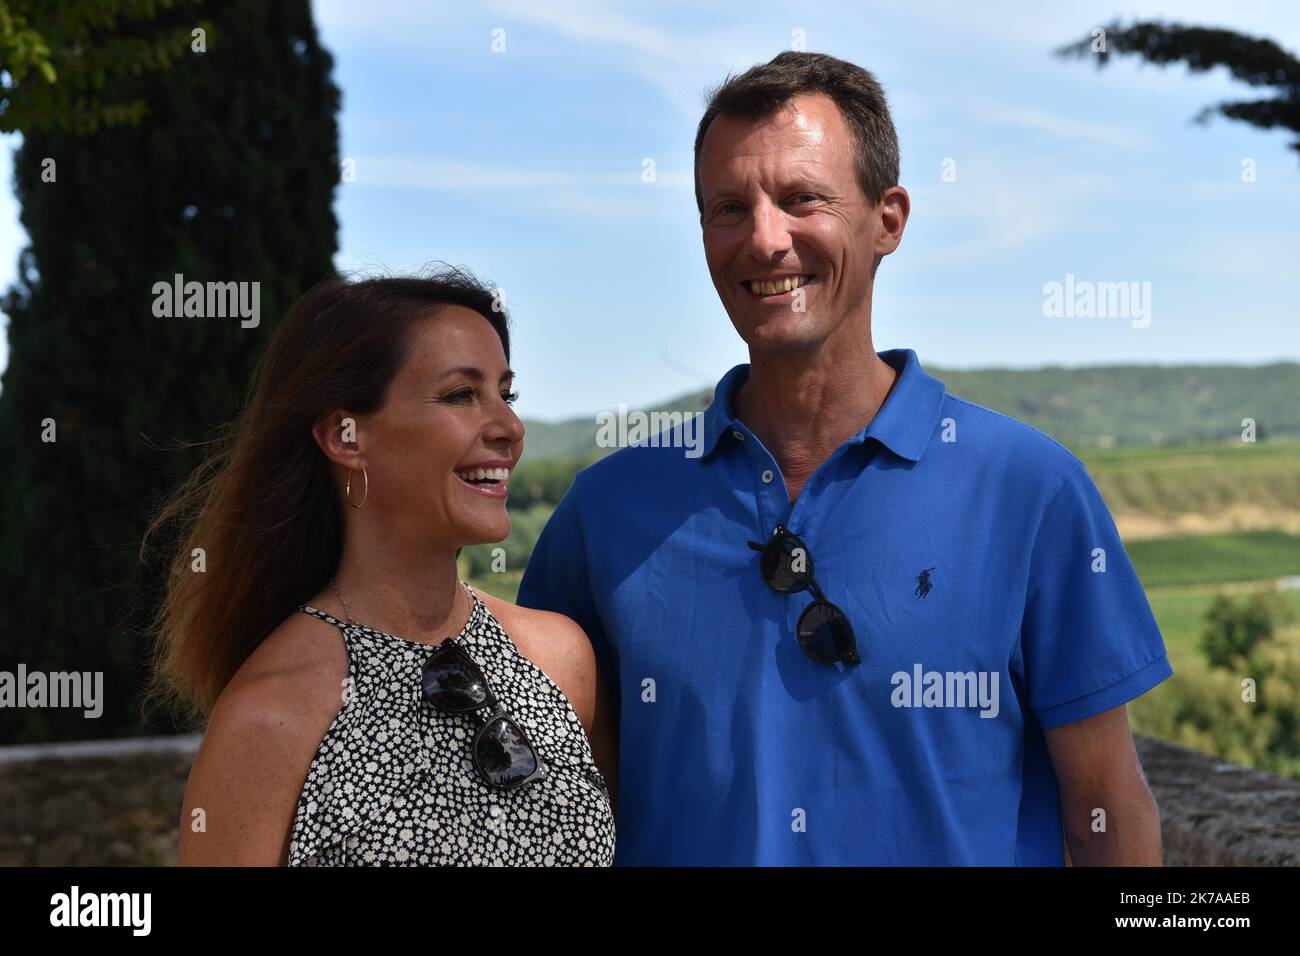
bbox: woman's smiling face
[357,305,524,548]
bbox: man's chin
[734,312,826,355]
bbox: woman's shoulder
[243,599,348,674]
[474,588,597,714]
[475,589,593,659]
[209,607,351,746]
[179,608,350,865]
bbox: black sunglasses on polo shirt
[421,641,547,789]
[747,525,862,666]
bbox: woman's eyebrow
[437,366,483,382]
[434,367,515,383]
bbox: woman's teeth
[455,466,510,485]
[746,275,812,296]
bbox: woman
[147,269,616,865]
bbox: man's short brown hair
[693,51,900,214]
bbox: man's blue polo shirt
[517,348,1173,865]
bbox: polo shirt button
[761,469,774,484]
[732,429,745,441]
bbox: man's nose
[743,198,792,262]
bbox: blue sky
[3,0,1299,419]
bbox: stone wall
[0,735,200,866]
[0,733,1295,865]
[1134,735,1299,866]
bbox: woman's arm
[534,609,619,814]
[589,662,619,816]
[178,673,337,865]
[179,619,348,866]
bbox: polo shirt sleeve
[517,474,617,693]
[1019,460,1173,729]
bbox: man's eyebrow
[769,168,833,193]
[704,185,741,204]
[703,173,830,207]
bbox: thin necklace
[328,577,470,639]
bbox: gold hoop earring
[346,467,368,509]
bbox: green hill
[520,361,1300,460]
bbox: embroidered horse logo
[915,567,935,599]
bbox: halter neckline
[299,580,483,650]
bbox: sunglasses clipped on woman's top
[747,524,862,666]
[421,639,547,789]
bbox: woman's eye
[439,387,518,406]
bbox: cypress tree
[0,0,340,741]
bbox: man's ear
[874,185,910,258]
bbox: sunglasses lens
[762,536,812,593]
[797,601,859,664]
[475,715,542,788]
[422,649,490,712]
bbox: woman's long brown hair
[141,269,510,726]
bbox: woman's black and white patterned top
[286,582,615,866]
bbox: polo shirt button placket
[752,447,784,530]
[756,466,791,531]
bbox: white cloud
[354,156,692,192]
[349,155,698,223]
[906,162,1119,262]
[960,98,1155,151]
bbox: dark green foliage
[1201,589,1294,672]
[503,451,605,509]
[0,0,339,742]
[461,504,558,581]
[1058,20,1300,159]
[0,0,209,134]
[1133,588,1300,780]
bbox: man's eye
[718,202,742,215]
[792,193,817,204]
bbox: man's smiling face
[698,92,882,356]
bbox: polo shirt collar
[699,348,947,463]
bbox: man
[518,51,1171,865]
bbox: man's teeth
[747,275,811,295]
[456,467,510,483]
